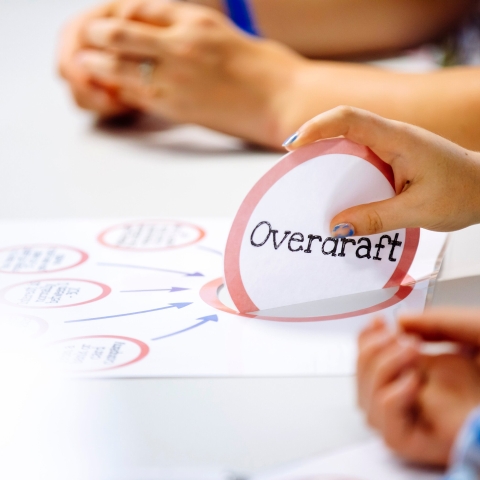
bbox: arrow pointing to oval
[98,262,204,277]
[151,315,218,341]
[65,302,193,323]
[120,287,190,293]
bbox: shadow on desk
[94,113,275,157]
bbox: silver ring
[139,59,156,84]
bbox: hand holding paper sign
[284,106,480,237]
[224,135,426,313]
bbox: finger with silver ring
[77,50,160,89]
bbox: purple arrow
[65,302,193,323]
[151,315,218,341]
[98,262,204,277]
[120,287,190,293]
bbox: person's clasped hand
[357,310,480,466]
[58,0,304,147]
[59,2,131,117]
[284,106,480,237]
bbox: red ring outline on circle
[0,278,111,309]
[1,314,49,338]
[49,335,149,372]
[0,244,88,274]
[24,315,49,337]
[200,277,414,323]
[97,219,206,251]
[29,315,49,337]
[224,138,420,313]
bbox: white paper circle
[0,245,87,274]
[47,335,148,372]
[98,220,205,251]
[0,313,47,338]
[225,139,418,313]
[0,279,111,308]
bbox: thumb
[330,193,417,237]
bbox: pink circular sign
[0,313,48,338]
[200,278,413,323]
[0,244,88,274]
[224,139,419,314]
[0,278,111,309]
[48,335,149,372]
[98,219,205,251]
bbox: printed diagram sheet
[252,438,441,480]
[0,218,446,378]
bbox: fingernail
[332,223,355,238]
[75,51,107,74]
[75,50,99,66]
[375,331,394,347]
[399,369,418,387]
[369,317,385,329]
[282,133,298,148]
[84,19,112,46]
[398,335,420,351]
[75,51,89,67]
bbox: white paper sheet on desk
[0,218,445,378]
[252,438,442,480]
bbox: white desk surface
[1,1,480,477]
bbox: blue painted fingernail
[282,133,298,147]
[332,223,355,238]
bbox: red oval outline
[23,315,48,337]
[49,335,149,372]
[224,138,420,313]
[97,219,206,251]
[0,278,111,309]
[0,244,88,274]
[0,314,49,338]
[201,277,413,323]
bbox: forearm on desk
[271,63,480,150]
[190,0,474,58]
